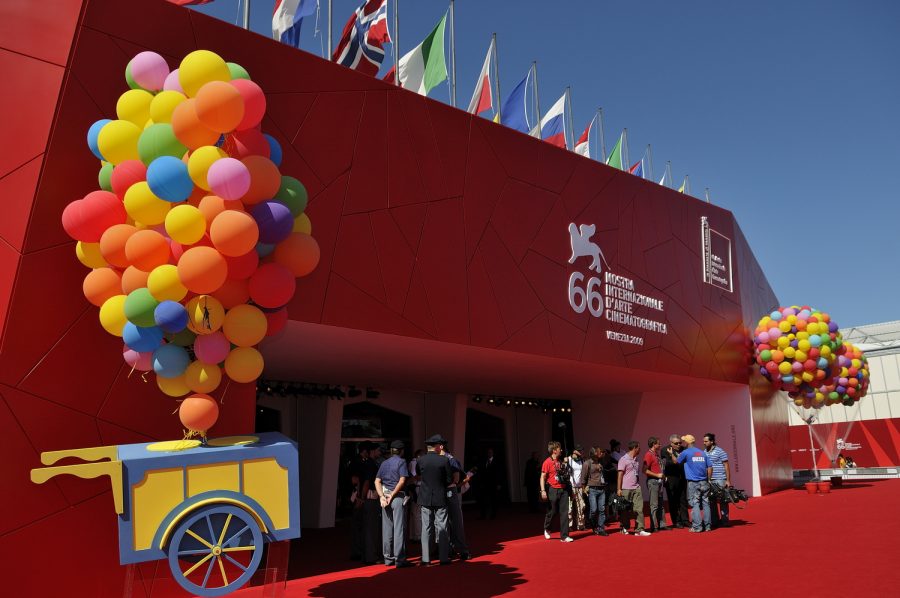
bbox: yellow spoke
[182,553,214,577]
[222,545,256,553]
[217,555,229,586]
[217,514,233,546]
[186,529,214,550]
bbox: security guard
[375,440,412,568]
[418,434,452,565]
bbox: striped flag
[166,1,215,5]
[467,39,494,115]
[333,0,391,76]
[398,13,448,96]
[540,94,567,149]
[606,132,624,169]
[574,119,592,158]
[629,159,643,178]
[273,0,317,48]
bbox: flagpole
[647,144,653,181]
[449,0,456,107]
[597,108,606,162]
[532,61,542,138]
[685,175,691,195]
[328,0,333,61]
[491,34,501,122]
[665,161,672,188]
[243,0,250,30]
[705,187,711,203]
[622,128,629,170]
[564,87,574,150]
[393,0,399,84]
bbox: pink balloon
[130,51,169,91]
[194,331,231,364]
[207,158,251,200]
[163,69,184,93]
[123,346,153,371]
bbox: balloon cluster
[819,342,870,407]
[63,50,320,436]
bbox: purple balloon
[251,201,293,244]
[163,69,184,93]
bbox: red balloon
[110,160,147,199]
[248,262,295,308]
[231,79,266,130]
[223,128,269,160]
[225,250,259,280]
[61,191,127,242]
[212,277,250,309]
[265,307,289,336]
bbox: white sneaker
[621,529,629,535]
[544,530,551,540]
[635,530,651,537]
[561,536,574,543]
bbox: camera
[555,461,573,486]
[708,484,749,507]
[610,494,633,515]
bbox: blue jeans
[687,480,711,531]
[587,487,606,530]
[710,480,730,526]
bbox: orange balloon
[184,361,223,394]
[124,229,171,271]
[99,223,138,268]
[178,393,219,432]
[222,303,267,347]
[171,99,220,150]
[212,277,250,309]
[224,346,264,383]
[177,246,228,294]
[195,81,245,134]
[83,268,123,307]
[240,156,281,205]
[273,233,320,277]
[121,265,151,294]
[198,195,244,226]
[225,250,259,280]
[209,210,259,257]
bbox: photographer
[661,434,689,528]
[540,441,574,542]
[617,441,650,536]
[703,433,732,529]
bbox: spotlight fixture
[347,386,362,398]
[473,395,482,403]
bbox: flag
[273,0,317,48]
[398,13,448,96]
[333,0,391,77]
[166,1,215,5]
[678,178,687,193]
[500,70,531,133]
[629,159,643,178]
[659,172,667,186]
[574,119,592,158]
[540,94,567,149]
[606,132,624,169]
[467,40,494,114]
[382,66,396,82]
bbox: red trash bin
[817,481,831,494]
[805,481,818,494]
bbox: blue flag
[500,70,531,133]
[273,0,318,48]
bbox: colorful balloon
[195,80,245,133]
[128,51,170,92]
[178,246,228,294]
[179,50,231,97]
[62,191,128,242]
[178,393,220,433]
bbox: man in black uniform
[661,434,689,528]
[418,434,452,566]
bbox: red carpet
[234,480,900,597]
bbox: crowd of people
[347,430,735,568]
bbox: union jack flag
[332,0,391,76]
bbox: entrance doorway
[464,408,508,505]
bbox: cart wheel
[167,504,264,597]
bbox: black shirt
[660,445,684,477]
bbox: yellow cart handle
[39,446,118,466]
[31,460,124,515]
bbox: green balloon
[124,288,159,328]
[125,61,141,90]
[165,328,197,347]
[137,123,188,165]
[98,163,114,191]
[275,176,308,217]
[227,62,251,80]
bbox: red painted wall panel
[791,417,900,469]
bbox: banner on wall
[790,417,900,469]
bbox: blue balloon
[256,242,275,257]
[770,310,782,321]
[808,335,822,347]
[264,134,282,166]
[153,343,190,378]
[146,156,193,202]
[154,300,188,333]
[88,119,111,161]
[123,323,164,353]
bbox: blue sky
[192,0,900,327]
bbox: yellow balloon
[187,145,227,190]
[778,321,791,333]
[76,241,107,268]
[157,373,190,397]
[776,336,789,349]
[820,345,831,358]
[99,295,128,336]
[116,89,154,126]
[97,120,142,165]
[149,90,187,123]
[179,50,231,97]
[292,213,312,234]
[778,362,792,375]
[165,205,206,244]
[147,264,188,302]
[124,181,172,225]
[224,346,264,383]
[184,360,223,393]
[186,295,225,334]
[222,304,267,347]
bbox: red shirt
[541,457,564,489]
[642,450,662,477]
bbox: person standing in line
[440,443,470,561]
[479,447,503,520]
[598,447,618,527]
[375,440,412,568]
[523,451,542,512]
[418,435,453,565]
[677,434,712,533]
[643,437,668,532]
[540,441,574,542]
[580,446,609,536]
[617,440,651,536]
[567,446,587,531]
[407,449,423,543]
[610,439,624,463]
[661,434,689,528]
[703,433,732,529]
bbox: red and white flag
[332,0,391,76]
[467,39,494,115]
[574,119,592,158]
